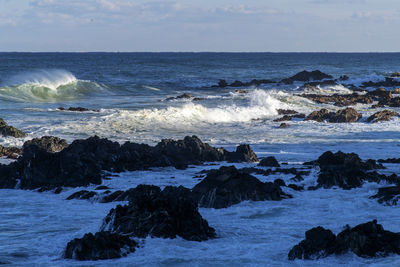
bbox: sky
[0,0,399,52]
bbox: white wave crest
[0,69,103,102]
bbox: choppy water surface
[1,53,400,266]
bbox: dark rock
[279,123,290,128]
[213,79,274,88]
[281,70,333,84]
[95,185,110,190]
[0,118,26,138]
[66,190,98,200]
[101,185,216,241]
[224,144,258,163]
[370,186,400,205]
[303,80,337,87]
[378,158,400,164]
[290,174,304,182]
[23,136,68,153]
[0,145,22,159]
[288,226,336,260]
[305,109,334,122]
[64,231,137,260]
[362,77,400,88]
[218,80,228,88]
[289,220,400,260]
[274,178,286,187]
[287,184,304,191]
[235,89,248,94]
[277,109,298,115]
[300,93,373,107]
[391,72,400,78]
[339,75,349,81]
[165,93,193,101]
[328,108,362,123]
[367,110,399,123]
[258,156,280,167]
[191,166,291,209]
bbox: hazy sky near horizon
[0,0,399,52]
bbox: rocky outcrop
[258,156,280,167]
[308,151,394,189]
[0,135,258,190]
[305,108,361,123]
[367,110,399,123]
[281,70,333,84]
[0,118,25,138]
[23,136,68,153]
[361,77,400,88]
[165,93,194,101]
[370,186,400,205]
[101,185,216,241]
[58,107,99,112]
[191,166,291,208]
[64,231,138,260]
[289,220,400,260]
[213,79,274,88]
[0,145,22,159]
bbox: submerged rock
[64,231,137,260]
[58,107,99,112]
[102,185,216,241]
[191,166,291,208]
[0,118,25,138]
[165,93,194,101]
[258,156,280,167]
[213,79,274,88]
[370,186,400,205]
[289,220,400,260]
[281,70,333,84]
[23,136,68,153]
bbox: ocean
[1,52,400,266]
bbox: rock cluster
[289,220,400,260]
[0,118,25,138]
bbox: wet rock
[289,220,400,260]
[0,118,26,138]
[305,109,334,122]
[165,93,193,101]
[217,79,228,88]
[102,185,216,241]
[313,151,389,189]
[23,136,68,153]
[361,77,400,88]
[66,190,98,200]
[273,115,292,122]
[378,158,400,164]
[328,108,362,123]
[213,79,274,88]
[58,107,99,112]
[274,178,286,187]
[370,186,400,205]
[258,156,280,167]
[290,174,304,182]
[392,88,400,94]
[235,89,248,94]
[288,226,336,260]
[64,231,137,260]
[367,110,399,123]
[303,80,337,87]
[339,75,349,81]
[0,145,22,159]
[277,109,299,115]
[300,92,374,107]
[281,70,333,84]
[279,123,290,128]
[224,144,259,163]
[287,184,304,191]
[95,185,110,190]
[191,166,291,209]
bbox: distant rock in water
[165,93,194,101]
[258,156,280,167]
[101,185,216,241]
[281,70,333,84]
[23,136,68,153]
[370,185,400,205]
[191,166,291,208]
[367,110,399,123]
[64,231,138,261]
[0,118,26,138]
[58,107,99,112]
[0,135,258,190]
[307,151,394,190]
[289,220,400,260]
[212,79,274,88]
[305,108,361,123]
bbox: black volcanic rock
[64,231,137,260]
[23,136,68,153]
[305,108,361,123]
[289,220,400,260]
[101,185,216,241]
[258,156,280,167]
[0,118,25,138]
[370,186,400,205]
[191,166,291,208]
[281,70,333,84]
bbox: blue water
[1,53,400,266]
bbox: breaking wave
[0,69,105,102]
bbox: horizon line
[1,51,400,54]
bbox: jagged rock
[0,145,22,159]
[367,110,399,123]
[165,93,194,101]
[362,77,400,88]
[0,135,257,190]
[370,186,400,205]
[273,115,292,122]
[281,70,333,84]
[289,220,400,260]
[101,185,216,241]
[23,136,68,153]
[274,178,286,187]
[305,109,334,122]
[277,109,298,115]
[312,151,391,189]
[378,158,400,164]
[288,226,336,260]
[66,190,98,200]
[191,166,291,208]
[328,108,362,123]
[279,123,290,128]
[0,118,26,138]
[258,156,280,167]
[64,231,137,260]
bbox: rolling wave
[0,69,105,102]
